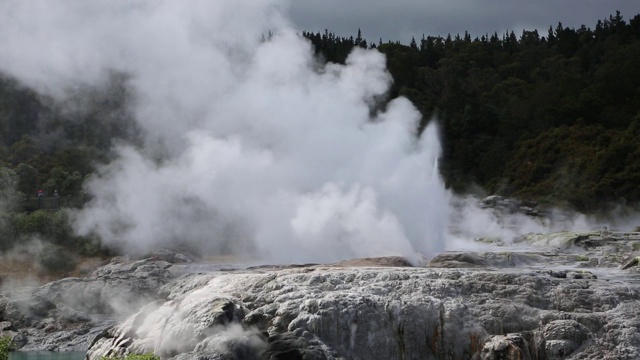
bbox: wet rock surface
[2,232,640,359]
[0,257,176,351]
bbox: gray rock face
[3,232,640,359]
[0,257,176,351]
[86,230,640,360]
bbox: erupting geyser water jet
[0,1,451,264]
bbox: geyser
[0,1,450,264]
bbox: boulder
[475,333,537,360]
[542,320,592,359]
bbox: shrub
[0,336,15,360]
[37,243,77,274]
[14,210,75,246]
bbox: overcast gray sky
[288,0,640,44]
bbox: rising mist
[0,1,450,264]
[3,2,628,266]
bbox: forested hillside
[0,74,138,257]
[305,11,640,211]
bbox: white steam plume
[0,1,449,264]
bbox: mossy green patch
[0,336,15,360]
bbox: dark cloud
[288,0,640,43]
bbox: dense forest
[0,74,138,258]
[0,12,639,262]
[304,11,640,211]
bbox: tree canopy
[304,12,640,211]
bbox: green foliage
[0,71,138,208]
[37,243,77,274]
[0,76,42,148]
[43,166,84,196]
[0,167,23,211]
[0,210,17,251]
[75,233,109,257]
[14,162,40,196]
[305,12,640,210]
[101,353,160,360]
[0,207,106,256]
[0,336,15,360]
[505,122,640,210]
[0,211,109,275]
[12,210,74,246]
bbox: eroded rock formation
[0,257,175,351]
[1,231,640,359]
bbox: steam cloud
[4,2,628,265]
[0,1,448,264]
